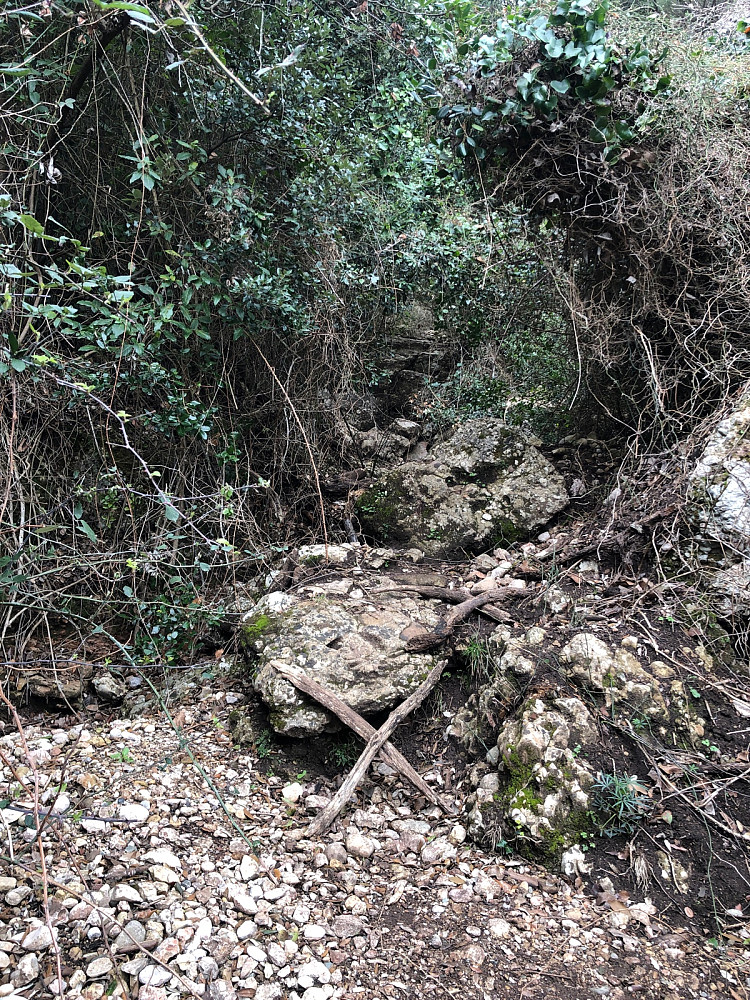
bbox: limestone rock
[560,633,670,720]
[689,396,750,620]
[297,543,358,567]
[356,418,568,556]
[561,845,591,876]
[448,627,547,750]
[13,953,39,986]
[93,672,127,703]
[466,691,597,851]
[21,924,55,951]
[249,593,444,736]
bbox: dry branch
[273,663,454,814]
[372,583,512,650]
[305,657,446,838]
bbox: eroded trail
[2,535,750,999]
[0,697,744,1000]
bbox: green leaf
[19,214,44,236]
[550,79,570,94]
[164,504,180,522]
[77,519,97,543]
[91,0,153,13]
[10,359,26,373]
[164,16,185,25]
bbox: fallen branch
[274,663,454,815]
[406,590,507,650]
[372,584,511,642]
[306,658,446,839]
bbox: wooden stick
[305,658,446,839]
[372,583,511,628]
[273,663,454,814]
[406,590,511,651]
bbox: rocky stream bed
[3,417,750,999]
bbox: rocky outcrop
[689,396,750,619]
[243,588,446,736]
[465,690,596,855]
[455,626,709,861]
[356,418,568,556]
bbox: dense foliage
[2,0,748,661]
[434,0,750,439]
[1,0,565,658]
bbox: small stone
[465,943,485,966]
[345,831,375,859]
[303,924,326,940]
[238,855,259,881]
[0,877,17,891]
[325,843,347,865]
[111,883,143,904]
[282,782,304,803]
[228,886,257,915]
[12,953,39,986]
[142,848,182,870]
[113,920,146,951]
[139,965,172,987]
[488,918,511,939]
[561,845,590,877]
[82,985,106,1000]
[332,915,364,938]
[86,956,114,978]
[305,795,330,811]
[254,985,283,1000]
[297,959,330,987]
[121,956,149,976]
[198,956,219,980]
[21,925,54,951]
[6,886,32,906]
[264,886,288,902]
[236,919,258,941]
[449,824,466,845]
[265,941,286,967]
[153,937,180,962]
[81,819,108,834]
[465,925,481,937]
[301,989,330,1000]
[118,802,149,824]
[150,864,180,884]
[208,983,237,1000]
[420,838,456,865]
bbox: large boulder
[244,589,445,736]
[355,419,568,556]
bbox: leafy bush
[431,0,750,449]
